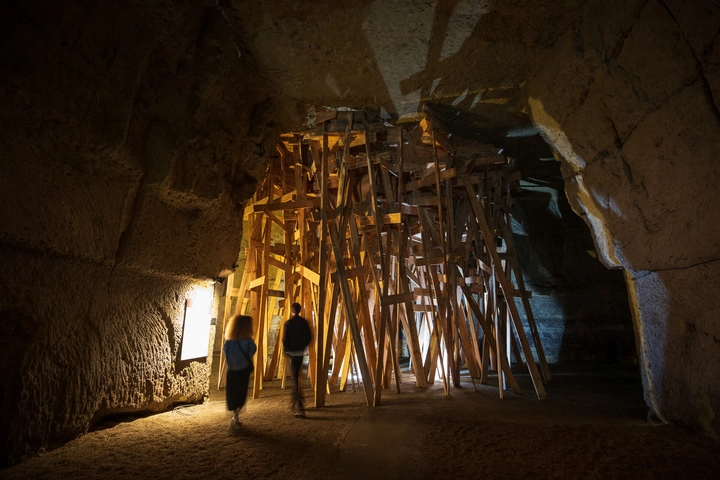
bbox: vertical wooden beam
[328,220,375,405]
[217,271,235,389]
[321,280,340,388]
[492,262,505,398]
[252,218,270,398]
[400,218,428,388]
[460,283,521,394]
[499,213,551,382]
[315,125,330,407]
[363,110,385,265]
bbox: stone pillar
[527,0,720,435]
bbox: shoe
[292,411,306,418]
[228,417,241,434]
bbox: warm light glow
[180,284,215,361]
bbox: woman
[223,314,256,433]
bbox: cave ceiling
[222,0,585,143]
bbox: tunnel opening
[212,105,639,405]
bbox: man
[282,302,312,417]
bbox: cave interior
[1,0,719,468]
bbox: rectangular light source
[180,286,214,361]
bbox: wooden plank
[355,213,402,228]
[217,271,235,389]
[380,292,415,306]
[456,295,481,378]
[314,109,338,124]
[329,304,348,387]
[344,263,370,279]
[262,207,290,234]
[320,280,339,393]
[498,213,549,381]
[256,197,321,213]
[252,216,272,399]
[248,275,265,291]
[414,256,445,266]
[404,167,456,192]
[244,191,297,219]
[267,256,290,273]
[363,110,386,266]
[373,235,391,405]
[410,195,447,208]
[244,196,268,219]
[460,284,521,394]
[400,204,419,216]
[463,182,546,399]
[295,264,320,285]
[328,220,375,405]
[418,211,449,393]
[315,124,330,407]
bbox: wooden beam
[295,265,320,286]
[380,292,415,306]
[315,124,330,407]
[404,168,457,193]
[355,213,402,228]
[255,197,320,213]
[463,181,546,399]
[328,220,375,405]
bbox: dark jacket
[224,338,257,371]
[283,315,311,353]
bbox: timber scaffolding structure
[219,107,551,407]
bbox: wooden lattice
[219,107,550,406]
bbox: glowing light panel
[180,285,214,361]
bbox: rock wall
[0,0,277,464]
[527,0,720,435]
[0,246,212,463]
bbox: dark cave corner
[505,136,638,375]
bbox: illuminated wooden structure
[220,107,551,406]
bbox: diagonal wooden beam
[328,220,375,405]
[462,180,546,399]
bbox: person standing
[282,302,312,417]
[223,314,256,434]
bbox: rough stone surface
[226,0,586,128]
[527,0,720,436]
[1,0,278,464]
[0,246,212,463]
[627,261,720,437]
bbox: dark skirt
[226,368,252,411]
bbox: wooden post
[217,271,235,389]
[315,124,331,407]
[328,220,375,405]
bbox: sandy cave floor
[3,367,719,480]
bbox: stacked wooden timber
[219,107,551,405]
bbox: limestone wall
[0,0,277,464]
[527,0,720,435]
[0,246,213,462]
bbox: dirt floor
[2,366,719,480]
